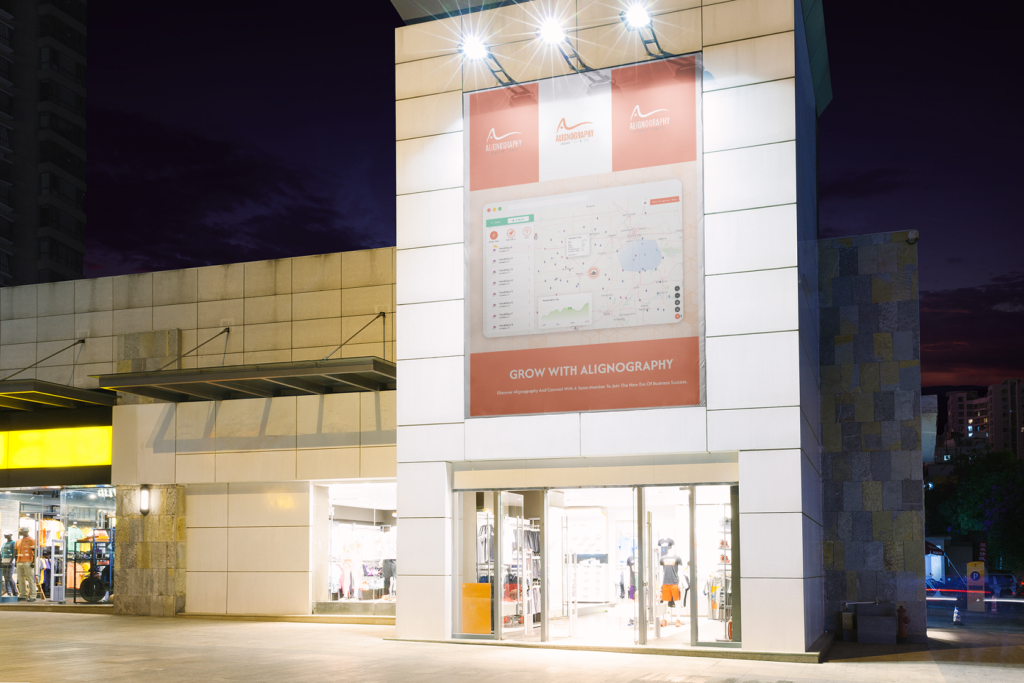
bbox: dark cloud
[920,273,1024,386]
[819,168,910,202]
[84,110,392,276]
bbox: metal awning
[0,379,118,411]
[93,356,396,403]
[389,0,531,24]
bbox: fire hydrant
[897,605,910,641]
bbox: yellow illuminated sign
[0,426,112,469]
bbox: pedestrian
[1,533,15,597]
[15,528,35,602]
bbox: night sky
[86,1,1023,389]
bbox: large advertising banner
[466,55,703,418]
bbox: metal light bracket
[553,37,592,74]
[620,11,674,58]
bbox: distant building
[0,0,87,285]
[944,379,1023,458]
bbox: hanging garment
[341,559,355,598]
[65,525,85,552]
[478,524,494,563]
[382,559,396,595]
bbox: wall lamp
[536,18,592,74]
[620,4,671,57]
[140,485,151,516]
[460,35,519,87]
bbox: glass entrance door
[454,483,739,647]
[642,486,692,646]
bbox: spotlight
[461,33,521,87]
[459,35,488,61]
[619,4,670,57]
[537,18,593,75]
[537,19,566,45]
[622,5,651,29]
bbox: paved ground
[0,613,1023,683]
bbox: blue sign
[971,571,981,581]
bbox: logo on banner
[554,117,595,144]
[629,105,670,131]
[485,128,524,152]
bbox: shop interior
[0,486,116,604]
[456,484,738,648]
[324,482,397,607]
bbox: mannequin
[381,525,397,598]
[15,528,36,602]
[659,543,683,608]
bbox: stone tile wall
[113,484,186,617]
[0,248,396,391]
[818,230,926,641]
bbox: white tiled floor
[2,612,1022,682]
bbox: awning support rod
[1,339,84,381]
[160,327,230,370]
[322,312,386,361]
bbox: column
[113,484,186,616]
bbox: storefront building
[392,0,924,655]
[0,250,399,616]
[0,0,926,658]
[0,393,117,604]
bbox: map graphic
[483,179,684,338]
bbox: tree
[933,449,1024,573]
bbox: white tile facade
[392,0,821,652]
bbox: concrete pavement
[0,613,1022,683]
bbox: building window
[39,80,85,118]
[0,22,10,50]
[38,140,85,180]
[40,172,84,208]
[39,15,86,55]
[39,111,85,148]
[42,0,88,25]
[38,205,83,241]
[38,236,83,272]
[0,57,10,83]
[0,214,11,242]
[40,46,87,86]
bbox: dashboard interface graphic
[483,179,684,338]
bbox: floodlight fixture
[622,5,651,29]
[459,35,489,61]
[460,34,521,87]
[537,18,566,45]
[536,18,593,75]
[620,4,672,58]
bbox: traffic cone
[952,606,961,625]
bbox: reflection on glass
[696,485,735,643]
[645,486,691,645]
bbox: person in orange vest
[15,528,36,602]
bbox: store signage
[0,426,112,470]
[465,56,703,417]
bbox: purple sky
[85,1,1024,387]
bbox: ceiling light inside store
[537,19,566,44]
[622,5,651,29]
[459,35,488,60]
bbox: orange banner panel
[471,337,699,417]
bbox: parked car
[986,571,1018,597]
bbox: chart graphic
[538,294,592,329]
[482,179,684,338]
